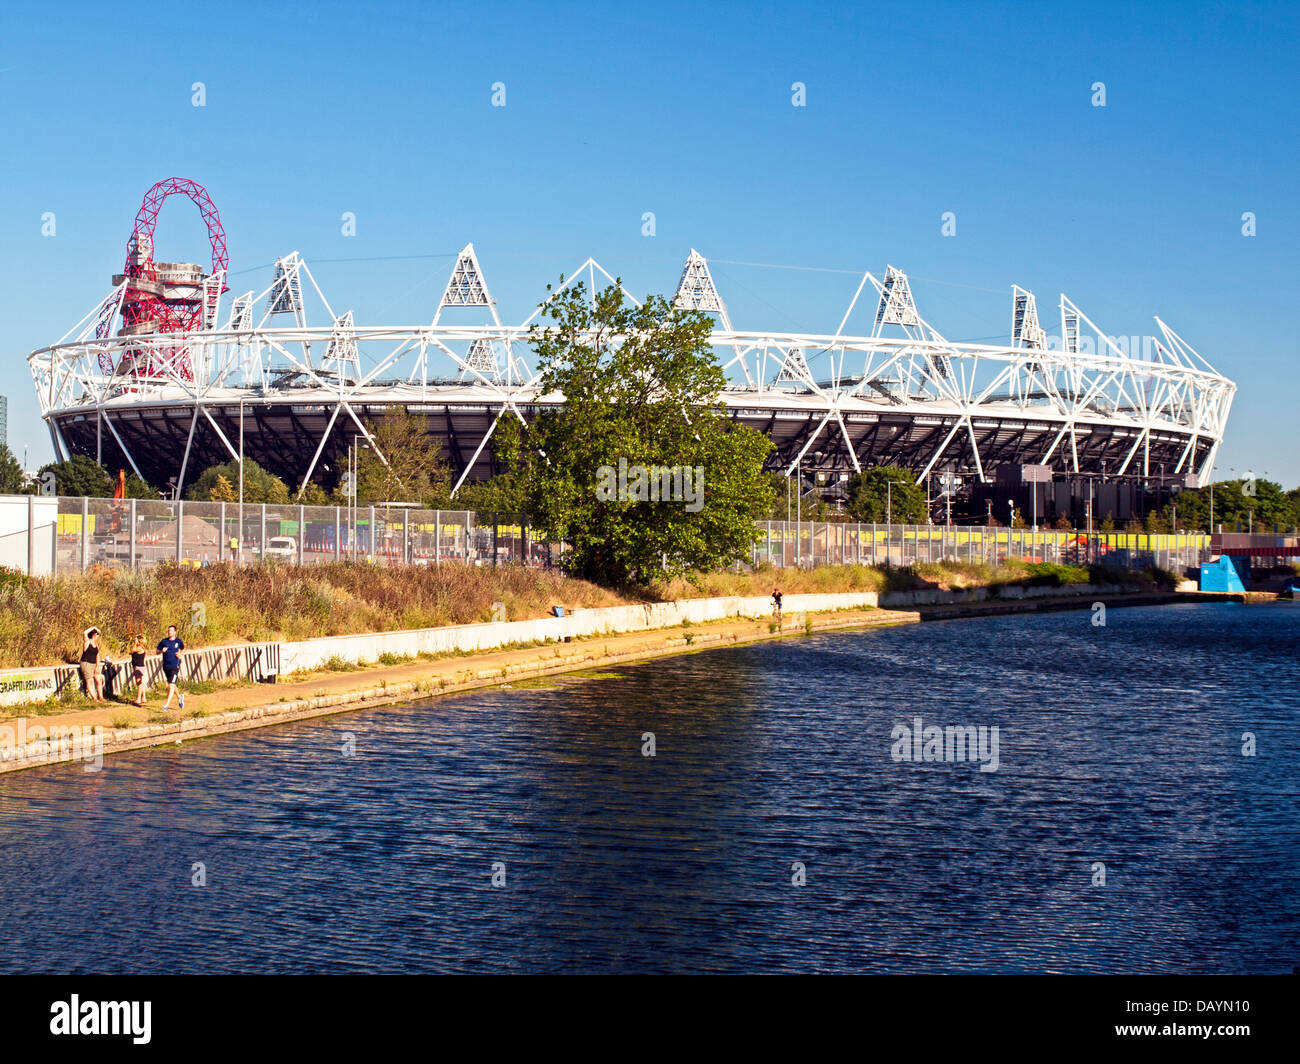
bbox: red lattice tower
[110,178,229,379]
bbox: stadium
[29,179,1236,520]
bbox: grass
[0,561,627,670]
[658,560,1101,597]
[0,556,1170,670]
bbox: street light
[238,397,245,565]
[885,480,907,526]
[350,434,369,561]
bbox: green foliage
[1022,562,1091,587]
[1161,478,1297,533]
[763,472,796,521]
[0,445,29,495]
[123,472,157,499]
[844,465,927,524]
[39,454,113,497]
[33,455,157,499]
[296,481,332,505]
[498,280,775,586]
[355,411,452,505]
[451,471,526,514]
[187,459,290,504]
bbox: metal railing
[2,495,1211,576]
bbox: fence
[751,521,1208,574]
[2,495,1211,577]
[35,499,558,575]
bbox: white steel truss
[674,249,732,330]
[1011,285,1046,349]
[29,247,1237,500]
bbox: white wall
[0,495,57,575]
[274,591,881,674]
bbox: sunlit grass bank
[0,558,1174,669]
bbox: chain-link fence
[8,495,1209,577]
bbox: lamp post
[238,397,245,565]
[796,458,801,528]
[350,434,368,561]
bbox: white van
[262,536,297,560]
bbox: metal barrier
[8,496,1212,576]
[749,521,1210,574]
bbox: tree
[355,411,451,505]
[499,280,774,586]
[452,471,526,514]
[0,445,29,495]
[122,472,157,499]
[844,465,927,524]
[187,459,290,504]
[34,455,159,499]
[208,474,237,502]
[1159,477,1296,533]
[296,481,332,506]
[39,455,112,497]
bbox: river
[1,602,1296,973]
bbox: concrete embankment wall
[0,592,878,709]
[877,582,1122,608]
[276,592,877,673]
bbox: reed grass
[0,556,1153,670]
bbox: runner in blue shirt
[157,625,185,711]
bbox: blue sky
[2,0,1296,484]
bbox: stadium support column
[299,506,306,566]
[176,501,183,566]
[130,499,137,570]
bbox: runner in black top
[772,588,783,621]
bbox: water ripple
[0,602,1297,973]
